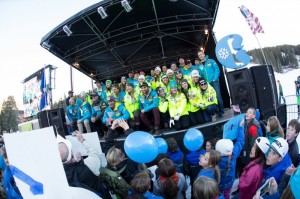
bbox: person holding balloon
[167,81,190,130]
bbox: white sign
[4,127,72,199]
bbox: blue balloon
[124,131,159,163]
[183,128,204,151]
[155,138,168,154]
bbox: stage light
[63,25,72,36]
[97,6,108,19]
[72,62,79,67]
[200,46,204,51]
[204,25,209,35]
[121,0,132,12]
[169,0,178,2]
[42,42,51,50]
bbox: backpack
[100,165,131,198]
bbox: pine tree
[0,96,18,132]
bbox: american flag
[240,5,264,35]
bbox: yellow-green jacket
[123,92,140,118]
[158,96,168,113]
[167,92,189,118]
[199,83,218,109]
[187,87,201,112]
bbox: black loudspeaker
[49,108,67,138]
[37,108,67,138]
[250,65,278,112]
[37,110,51,128]
[226,68,257,113]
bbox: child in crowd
[166,138,185,174]
[266,116,284,143]
[197,150,221,184]
[238,137,269,199]
[193,176,225,199]
[216,123,244,199]
[286,119,300,167]
[129,172,162,199]
[153,158,188,199]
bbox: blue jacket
[198,55,220,83]
[138,90,159,112]
[102,103,130,124]
[186,150,205,165]
[143,191,163,199]
[77,101,92,122]
[66,104,79,122]
[197,168,215,180]
[218,126,245,191]
[262,154,292,185]
[167,148,185,173]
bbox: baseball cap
[191,70,200,77]
[121,76,126,80]
[216,139,233,156]
[139,82,149,88]
[68,90,74,94]
[255,137,270,154]
[185,59,191,65]
[90,92,98,97]
[155,66,161,72]
[266,137,289,157]
[199,78,206,84]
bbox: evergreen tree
[0,96,18,132]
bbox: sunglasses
[200,83,207,86]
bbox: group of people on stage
[65,51,225,136]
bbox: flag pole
[254,34,278,116]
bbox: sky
[0,0,299,110]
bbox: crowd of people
[65,51,224,137]
[55,108,299,199]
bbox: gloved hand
[174,114,180,121]
[207,96,214,102]
[199,103,205,109]
[169,119,175,128]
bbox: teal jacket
[138,90,159,112]
[198,55,220,83]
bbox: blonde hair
[193,176,220,199]
[268,116,284,137]
[106,146,125,167]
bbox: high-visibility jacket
[158,96,168,113]
[199,83,218,109]
[167,92,189,118]
[123,92,140,118]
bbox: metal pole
[49,66,53,109]
[70,65,73,91]
[254,35,277,116]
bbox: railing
[285,95,299,127]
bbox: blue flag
[39,69,47,110]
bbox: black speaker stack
[226,65,286,126]
[37,108,67,138]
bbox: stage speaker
[250,65,278,112]
[226,68,257,113]
[37,110,51,128]
[49,108,67,138]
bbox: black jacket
[288,139,299,167]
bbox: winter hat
[215,139,233,156]
[166,69,174,75]
[175,69,182,74]
[121,76,126,80]
[139,82,149,88]
[138,75,145,80]
[106,80,112,85]
[191,70,200,78]
[267,137,289,157]
[199,78,206,85]
[161,74,168,80]
[169,81,177,89]
[255,137,270,154]
[80,91,86,98]
[155,66,161,72]
[57,134,72,163]
[290,167,300,198]
[108,96,115,102]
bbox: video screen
[23,71,43,118]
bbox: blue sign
[215,34,251,69]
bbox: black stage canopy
[41,0,221,81]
